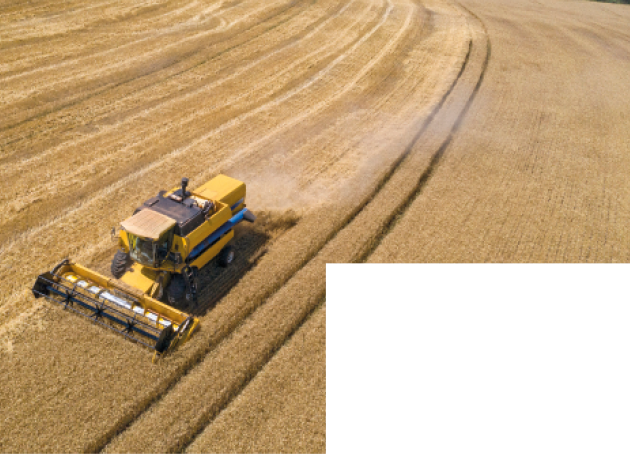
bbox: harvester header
[33,259,197,354]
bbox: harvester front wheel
[111,250,130,279]
[166,274,186,307]
[218,245,235,267]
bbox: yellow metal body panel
[193,174,246,209]
[120,262,159,294]
[190,229,234,269]
[185,203,231,254]
[119,231,130,253]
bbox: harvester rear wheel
[166,274,186,307]
[111,250,130,279]
[218,245,235,267]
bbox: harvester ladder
[182,266,198,306]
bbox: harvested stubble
[369,0,630,263]
[103,224,341,452]
[186,303,326,454]
[0,0,471,451]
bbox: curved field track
[0,0,627,451]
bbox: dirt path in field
[1,0,628,451]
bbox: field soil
[0,0,628,451]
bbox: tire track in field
[361,0,630,264]
[174,8,490,450]
[360,1,491,261]
[0,0,394,330]
[273,4,441,191]
[184,297,327,453]
[185,301,326,453]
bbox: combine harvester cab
[32,174,255,361]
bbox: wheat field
[1,0,628,451]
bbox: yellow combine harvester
[32,175,255,359]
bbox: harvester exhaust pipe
[181,178,189,198]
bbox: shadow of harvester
[190,209,300,316]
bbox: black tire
[111,250,130,279]
[165,274,187,307]
[218,245,235,267]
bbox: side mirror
[111,227,117,241]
